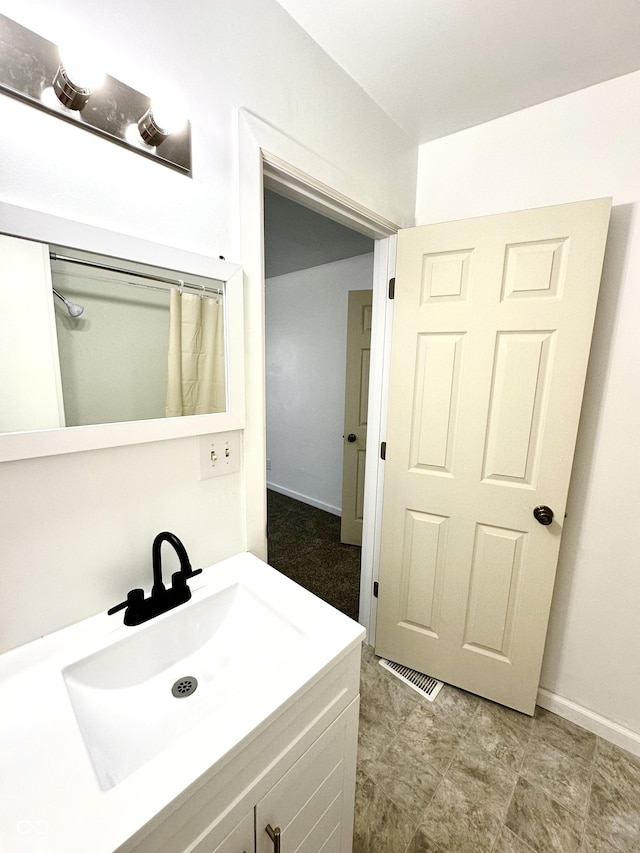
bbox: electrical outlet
[199,431,241,479]
[266,458,272,470]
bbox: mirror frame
[0,202,245,462]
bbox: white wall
[0,0,417,653]
[2,438,245,651]
[265,253,373,514]
[0,0,416,256]
[415,70,640,739]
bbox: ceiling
[274,0,640,143]
[264,190,374,278]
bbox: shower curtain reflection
[165,288,226,416]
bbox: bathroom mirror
[0,202,245,462]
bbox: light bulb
[138,98,187,147]
[53,45,105,110]
[58,46,106,91]
[149,99,187,136]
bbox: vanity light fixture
[52,48,105,111]
[137,99,187,148]
[52,65,93,111]
[138,107,171,147]
[0,13,192,175]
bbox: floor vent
[379,659,444,701]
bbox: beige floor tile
[366,734,442,822]
[354,655,640,853]
[405,828,446,853]
[430,683,482,728]
[420,774,504,853]
[357,711,396,775]
[586,740,640,852]
[531,706,597,768]
[582,833,629,853]
[595,738,640,787]
[520,738,592,815]
[466,701,533,771]
[353,769,417,853]
[445,739,517,819]
[359,652,419,734]
[505,777,583,853]
[494,826,537,853]
[398,702,466,772]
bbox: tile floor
[354,645,640,853]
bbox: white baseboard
[266,482,341,517]
[537,688,640,758]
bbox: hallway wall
[265,253,374,514]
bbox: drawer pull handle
[266,823,281,852]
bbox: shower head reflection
[53,287,85,317]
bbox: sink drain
[171,676,198,698]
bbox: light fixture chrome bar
[50,252,223,296]
[0,14,191,175]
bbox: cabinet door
[199,810,254,853]
[256,700,358,853]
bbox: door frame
[238,108,399,640]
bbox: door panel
[463,523,525,660]
[398,509,448,635]
[482,330,554,486]
[410,332,463,474]
[375,198,611,714]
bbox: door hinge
[373,581,379,598]
[388,277,395,299]
[380,441,386,460]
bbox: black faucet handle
[107,588,144,616]
[170,566,202,589]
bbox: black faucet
[107,532,203,626]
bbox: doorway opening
[238,109,399,639]
[263,188,374,620]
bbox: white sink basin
[0,552,365,853]
[63,580,309,790]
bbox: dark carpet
[266,489,361,623]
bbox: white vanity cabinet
[121,645,362,853]
[209,812,254,853]
[209,809,256,853]
[255,701,359,853]
[0,553,364,853]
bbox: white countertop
[0,552,364,853]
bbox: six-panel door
[375,199,611,714]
